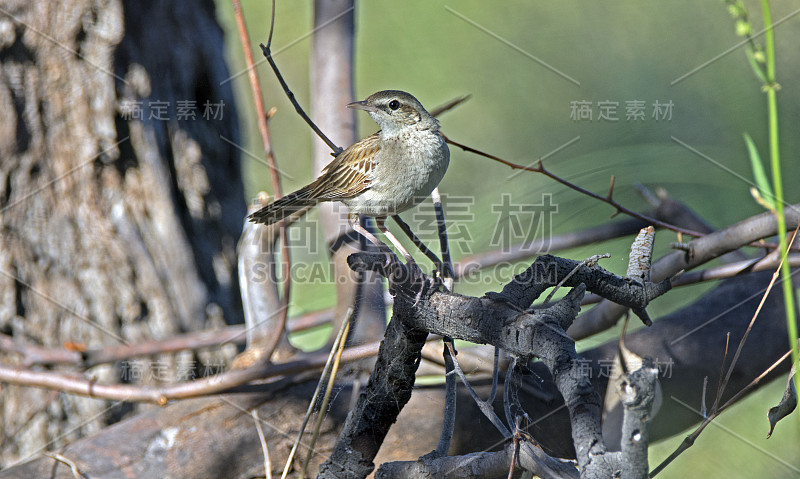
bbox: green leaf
[744,133,775,210]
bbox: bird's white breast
[346,128,449,217]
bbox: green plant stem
[760,0,800,417]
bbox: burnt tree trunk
[0,0,244,465]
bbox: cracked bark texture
[0,0,243,465]
[321,253,670,478]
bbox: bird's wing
[311,133,380,199]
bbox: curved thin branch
[232,0,291,356]
[649,347,794,477]
[569,203,800,339]
[441,134,703,237]
[258,40,342,155]
[0,336,421,403]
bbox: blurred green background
[214,1,799,476]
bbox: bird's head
[347,90,438,135]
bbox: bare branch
[569,204,800,339]
[231,0,292,357]
[649,347,794,476]
[441,134,703,237]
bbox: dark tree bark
[449,270,791,460]
[0,269,789,478]
[0,0,244,465]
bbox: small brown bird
[249,90,450,263]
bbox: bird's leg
[375,217,432,305]
[349,216,382,249]
[349,214,394,268]
[391,215,446,274]
[348,215,432,305]
[375,217,414,264]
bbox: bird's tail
[248,185,319,225]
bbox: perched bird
[248,90,450,264]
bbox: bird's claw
[405,260,437,307]
[412,274,438,307]
[385,258,437,307]
[382,252,394,269]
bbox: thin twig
[281,307,354,479]
[0,330,431,404]
[431,187,454,287]
[430,186,457,456]
[252,410,273,479]
[232,0,291,354]
[507,416,523,479]
[489,347,501,404]
[430,95,471,118]
[503,356,517,431]
[446,134,799,256]
[391,215,443,269]
[607,175,616,201]
[712,333,731,414]
[233,0,283,198]
[445,341,511,438]
[436,338,456,456]
[302,319,351,478]
[717,225,799,403]
[669,254,800,288]
[43,452,85,479]
[649,347,794,477]
[0,327,242,368]
[700,376,708,418]
[441,134,704,237]
[259,1,341,155]
[0,308,339,368]
[543,254,610,304]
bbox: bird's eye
[388,100,400,110]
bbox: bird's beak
[347,100,377,112]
